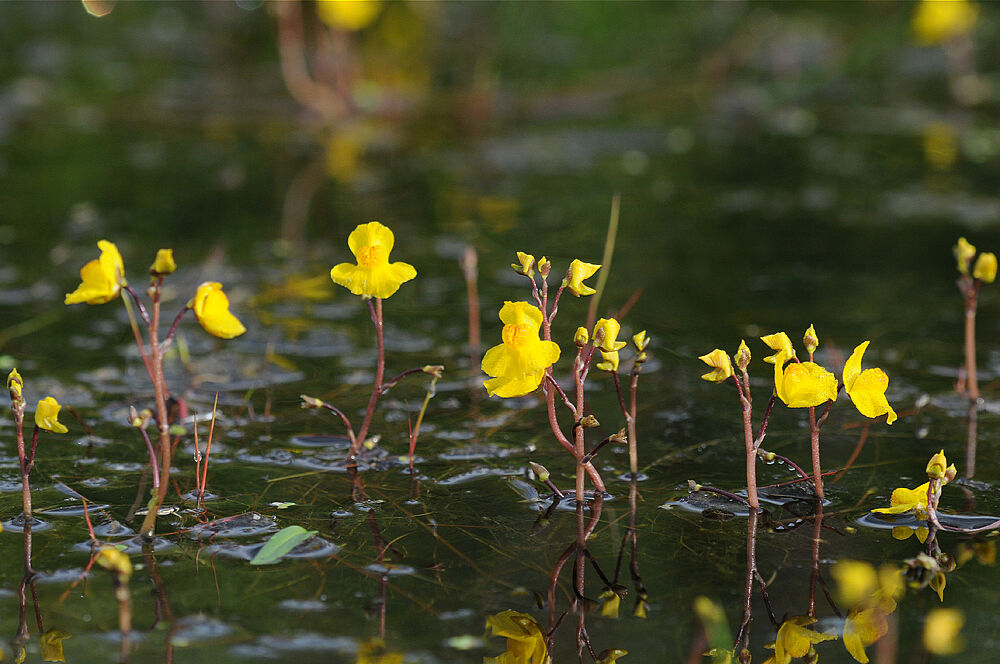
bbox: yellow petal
[974,252,997,283]
[64,240,124,305]
[700,349,733,382]
[775,360,837,408]
[511,251,536,276]
[593,318,626,352]
[35,397,68,434]
[563,259,601,297]
[761,332,795,364]
[191,282,247,339]
[348,221,395,260]
[954,236,977,273]
[482,303,560,398]
[844,342,896,424]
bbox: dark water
[2,2,1000,662]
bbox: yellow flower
[773,354,837,408]
[592,318,627,353]
[596,350,620,373]
[760,332,796,364]
[64,240,125,305]
[511,252,536,277]
[39,629,71,663]
[843,604,889,664]
[872,482,930,517]
[913,0,978,45]
[699,349,733,383]
[190,282,247,339]
[954,237,977,274]
[923,608,964,655]
[355,638,404,664]
[832,560,879,608]
[843,341,896,424]
[484,610,548,664]
[599,588,621,618]
[316,0,382,31]
[150,248,176,275]
[482,302,560,398]
[35,397,68,434]
[330,222,417,299]
[95,546,133,579]
[563,259,601,297]
[803,324,818,355]
[926,449,955,480]
[973,252,997,283]
[764,615,837,664]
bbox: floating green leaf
[250,525,317,565]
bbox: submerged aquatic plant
[64,240,245,538]
[303,221,440,464]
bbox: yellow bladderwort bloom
[39,629,71,663]
[973,252,997,283]
[596,350,620,372]
[482,302,561,398]
[330,222,417,299]
[95,547,133,579]
[925,449,956,481]
[803,324,818,355]
[150,248,176,275]
[954,237,976,274]
[484,610,548,664]
[64,239,125,305]
[872,483,931,517]
[913,0,978,45]
[760,332,796,364]
[563,259,601,297]
[923,608,964,655]
[190,282,247,339]
[592,318,627,353]
[35,397,68,434]
[699,349,733,383]
[316,0,382,31]
[843,341,897,425]
[511,251,536,277]
[773,352,837,408]
[763,615,837,664]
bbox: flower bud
[579,414,600,428]
[537,257,550,278]
[734,340,751,372]
[422,364,444,379]
[511,251,535,277]
[955,237,976,274]
[688,479,702,492]
[803,324,819,355]
[633,330,649,351]
[974,252,997,283]
[300,394,324,409]
[574,327,590,347]
[150,248,176,276]
[529,461,550,482]
[129,405,144,428]
[926,449,949,480]
[610,428,628,445]
[7,368,22,403]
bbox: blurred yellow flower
[699,349,733,383]
[954,237,976,274]
[773,353,837,408]
[64,240,125,305]
[764,615,837,664]
[39,629,71,663]
[190,282,247,339]
[317,0,382,31]
[150,248,176,275]
[973,252,997,283]
[484,610,548,664]
[35,397,68,434]
[355,638,404,664]
[913,0,977,45]
[760,332,796,364]
[330,222,417,299]
[843,341,897,424]
[843,604,889,664]
[95,546,133,579]
[563,259,601,297]
[923,608,964,655]
[482,302,560,398]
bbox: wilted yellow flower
[760,332,796,364]
[190,282,246,339]
[924,608,964,655]
[913,0,978,45]
[35,397,68,434]
[563,259,601,297]
[803,324,818,355]
[843,341,897,424]
[316,0,382,31]
[973,252,997,283]
[355,638,404,664]
[482,302,560,398]
[764,615,837,664]
[872,483,931,517]
[95,546,132,579]
[699,349,733,383]
[511,252,536,277]
[484,610,548,664]
[64,240,125,305]
[954,237,977,274]
[773,353,837,408]
[39,629,71,663]
[592,318,627,353]
[330,222,417,299]
[150,248,176,275]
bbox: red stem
[352,297,384,458]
